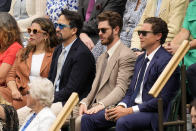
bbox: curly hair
[0,12,22,52]
[20,18,59,61]
[144,17,169,44]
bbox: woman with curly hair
[0,12,23,86]
[0,17,58,109]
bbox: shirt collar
[107,39,121,58]
[62,38,77,52]
[145,45,161,61]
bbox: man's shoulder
[117,42,137,58]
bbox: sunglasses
[138,30,154,36]
[98,28,109,34]
[54,23,71,30]
[27,28,45,34]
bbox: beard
[56,32,66,43]
[101,31,114,46]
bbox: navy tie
[130,58,149,104]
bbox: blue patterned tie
[130,58,149,104]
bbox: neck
[32,103,44,114]
[107,37,120,50]
[146,42,160,55]
[35,42,45,54]
[63,35,77,47]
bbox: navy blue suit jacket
[121,46,180,120]
[48,38,96,104]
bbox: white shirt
[29,53,45,82]
[118,46,161,112]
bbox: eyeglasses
[54,23,71,30]
[27,28,45,34]
[98,28,109,34]
[138,30,154,36]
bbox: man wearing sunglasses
[75,11,137,131]
[78,0,127,50]
[48,9,96,116]
[81,17,180,131]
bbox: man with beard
[81,17,180,131]
[48,9,96,116]
[74,11,137,131]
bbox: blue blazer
[121,47,180,121]
[48,38,96,104]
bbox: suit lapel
[26,51,33,73]
[98,43,122,92]
[143,47,163,85]
[40,51,53,74]
[60,39,79,75]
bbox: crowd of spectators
[0,0,196,131]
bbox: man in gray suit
[75,11,137,131]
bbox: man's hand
[79,103,87,116]
[164,42,180,55]
[80,33,94,50]
[86,104,105,114]
[105,106,133,121]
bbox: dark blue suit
[81,47,180,131]
[48,38,96,105]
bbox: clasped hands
[105,106,133,121]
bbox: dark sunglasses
[27,28,45,34]
[54,23,71,30]
[138,30,154,36]
[98,28,108,34]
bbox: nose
[56,26,60,32]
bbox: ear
[156,33,162,41]
[113,26,120,35]
[71,27,78,35]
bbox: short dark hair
[61,9,83,36]
[97,11,123,35]
[144,17,168,44]
[191,99,196,112]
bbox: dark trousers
[81,110,158,131]
[187,63,196,97]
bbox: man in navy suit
[48,9,95,115]
[81,17,180,131]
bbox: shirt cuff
[117,102,127,108]
[79,102,87,107]
[132,105,140,113]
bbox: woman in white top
[19,77,56,131]
[0,17,58,109]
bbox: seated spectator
[0,0,12,12]
[0,17,57,109]
[131,0,188,55]
[0,104,19,131]
[9,0,47,46]
[19,77,56,131]
[92,0,147,60]
[81,17,180,131]
[78,0,127,50]
[75,11,137,131]
[48,9,95,116]
[0,12,23,86]
[46,0,78,23]
[164,0,196,68]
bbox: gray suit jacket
[78,0,127,43]
[81,42,137,108]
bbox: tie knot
[144,57,149,63]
